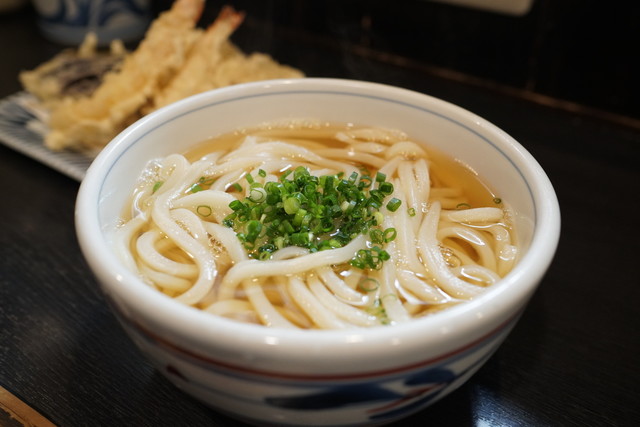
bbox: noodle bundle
[116,123,518,329]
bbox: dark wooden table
[1,5,639,427]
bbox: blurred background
[186,0,639,128]
[2,0,638,129]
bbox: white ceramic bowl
[76,78,560,426]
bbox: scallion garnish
[188,176,216,193]
[196,205,212,217]
[223,168,402,268]
[229,182,243,192]
[357,278,380,292]
[350,246,390,270]
[189,183,203,193]
[383,227,397,243]
[370,229,384,244]
[152,181,164,193]
[386,197,401,212]
[366,297,391,324]
[249,187,267,203]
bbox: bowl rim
[76,78,560,355]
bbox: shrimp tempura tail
[151,6,246,110]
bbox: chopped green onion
[408,207,416,217]
[351,246,389,270]
[292,208,308,227]
[493,197,502,204]
[456,203,471,209]
[200,176,216,186]
[249,187,267,203]
[386,197,401,212]
[274,236,285,249]
[224,168,403,266]
[373,211,384,226]
[280,169,293,180]
[196,205,212,217]
[284,195,301,215]
[357,278,380,292]
[189,176,217,193]
[228,182,243,192]
[383,227,397,243]
[229,200,244,211]
[378,182,394,195]
[369,229,384,244]
[245,220,262,243]
[366,298,390,325]
[293,166,309,182]
[152,181,163,193]
[358,175,372,189]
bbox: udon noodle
[115,122,518,329]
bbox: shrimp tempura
[46,0,205,151]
